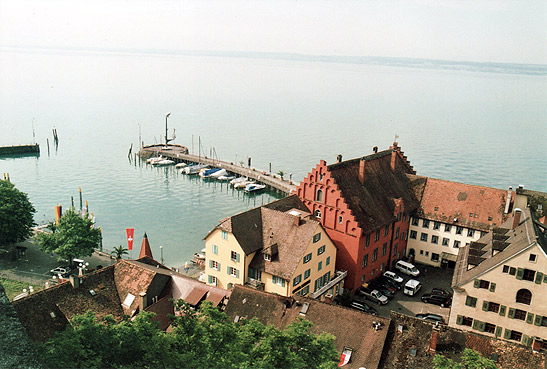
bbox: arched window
[316,189,323,202]
[516,289,532,305]
[314,209,322,219]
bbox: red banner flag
[126,228,135,251]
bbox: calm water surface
[1,50,546,268]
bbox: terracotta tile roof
[138,232,154,259]
[114,259,171,316]
[415,177,512,230]
[249,208,321,280]
[225,285,390,369]
[0,283,46,368]
[13,266,124,342]
[327,149,421,233]
[167,274,231,307]
[184,286,209,306]
[381,311,544,368]
[144,293,174,331]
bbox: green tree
[111,245,129,260]
[42,300,339,369]
[0,180,36,245]
[433,348,498,369]
[277,170,284,179]
[35,209,101,264]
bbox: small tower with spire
[139,233,154,259]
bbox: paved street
[361,264,454,322]
[0,238,116,287]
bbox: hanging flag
[126,228,135,250]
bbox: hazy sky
[1,0,546,64]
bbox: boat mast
[164,113,171,146]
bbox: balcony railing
[309,270,347,299]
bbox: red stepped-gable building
[296,142,422,290]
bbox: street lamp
[160,246,164,264]
[165,113,171,146]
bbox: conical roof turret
[139,232,153,259]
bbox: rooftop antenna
[394,134,399,143]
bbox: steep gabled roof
[327,149,420,233]
[415,177,511,230]
[138,233,154,259]
[225,285,390,369]
[13,266,124,342]
[453,208,547,288]
[249,208,321,280]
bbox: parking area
[356,264,454,322]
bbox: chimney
[294,216,301,227]
[69,274,80,289]
[391,149,397,171]
[336,154,343,163]
[373,146,378,154]
[139,292,148,311]
[324,294,333,304]
[429,330,439,353]
[512,209,522,229]
[359,158,366,184]
[504,186,513,214]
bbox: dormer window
[264,253,271,261]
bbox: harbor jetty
[0,144,40,156]
[139,144,296,194]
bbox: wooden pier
[139,144,296,194]
[0,144,40,156]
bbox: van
[395,260,420,277]
[404,279,422,296]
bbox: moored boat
[244,183,266,193]
[199,168,223,178]
[234,180,254,189]
[184,163,208,174]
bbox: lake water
[1,48,546,269]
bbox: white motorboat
[146,155,164,164]
[234,180,255,189]
[244,183,266,193]
[230,177,248,185]
[210,168,228,178]
[152,159,175,166]
[199,168,223,178]
[184,164,208,174]
[175,162,187,168]
[218,175,235,181]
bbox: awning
[338,347,353,367]
[184,287,208,306]
[441,252,458,262]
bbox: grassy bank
[0,278,43,301]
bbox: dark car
[373,279,397,294]
[348,300,378,315]
[421,293,452,307]
[416,313,445,324]
[370,284,395,299]
[380,276,402,290]
[429,288,452,297]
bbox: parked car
[429,288,452,297]
[50,266,70,277]
[356,287,389,305]
[348,300,378,315]
[379,275,402,290]
[421,293,452,307]
[415,313,445,324]
[403,279,422,296]
[395,260,420,277]
[371,279,397,294]
[383,271,404,284]
[370,284,395,299]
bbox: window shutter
[208,275,213,284]
[544,274,547,283]
[535,272,543,284]
[479,321,486,332]
[508,308,515,319]
[504,329,511,339]
[527,313,535,324]
[473,279,480,288]
[209,260,213,268]
[227,266,230,275]
[523,335,532,347]
[281,279,285,287]
[499,305,506,316]
[236,269,239,278]
[217,262,221,271]
[489,283,496,292]
[236,253,240,262]
[472,319,480,330]
[535,315,542,326]
[516,268,524,280]
[457,315,463,325]
[495,326,502,337]
[482,301,489,311]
